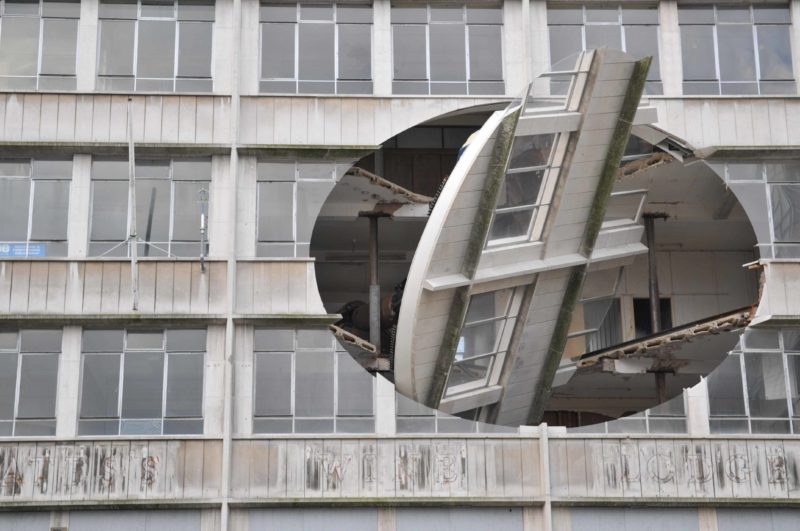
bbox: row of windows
[0,1,795,96]
[4,157,800,259]
[0,327,375,437]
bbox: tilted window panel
[260,3,373,95]
[97,0,215,92]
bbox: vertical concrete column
[698,507,719,531]
[210,155,238,258]
[76,0,99,91]
[504,0,529,96]
[238,0,261,95]
[377,507,396,531]
[686,378,711,436]
[55,326,82,437]
[375,375,396,435]
[373,0,392,96]
[232,325,254,436]
[233,155,257,258]
[205,324,228,436]
[67,154,91,258]
[214,0,236,95]
[528,0,550,95]
[658,0,683,97]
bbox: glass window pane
[257,181,294,241]
[466,290,511,323]
[141,0,174,17]
[549,25,582,66]
[718,25,756,82]
[295,350,333,417]
[625,25,660,81]
[489,209,534,241]
[178,21,213,78]
[178,1,215,21]
[469,25,502,81]
[254,329,294,351]
[758,26,794,81]
[0,178,30,241]
[744,352,789,418]
[391,6,426,24]
[17,354,58,419]
[98,20,135,76]
[83,330,124,352]
[509,134,554,168]
[136,179,171,243]
[337,352,373,416]
[681,25,716,81]
[586,25,622,50]
[447,357,492,390]
[167,329,206,351]
[261,23,295,79]
[20,330,61,352]
[166,353,203,417]
[261,3,296,22]
[254,352,292,416]
[0,16,40,76]
[586,7,618,23]
[43,0,80,17]
[678,6,714,25]
[298,23,334,81]
[0,332,17,350]
[547,8,582,25]
[0,354,18,420]
[32,159,71,179]
[717,7,750,23]
[138,20,177,79]
[754,6,791,24]
[338,24,371,80]
[297,329,331,349]
[300,4,332,21]
[787,355,800,417]
[458,321,504,358]
[121,351,164,418]
[622,8,658,25]
[126,330,163,350]
[497,170,544,209]
[430,23,465,82]
[771,185,800,242]
[393,25,427,80]
[40,18,78,76]
[173,181,205,241]
[80,354,121,418]
[30,180,69,241]
[467,6,502,24]
[337,5,372,24]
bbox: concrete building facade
[0,0,800,529]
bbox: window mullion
[118,348,125,434]
[162,348,169,433]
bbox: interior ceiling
[614,158,757,251]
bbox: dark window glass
[30,180,69,240]
[681,26,716,81]
[40,18,78,75]
[137,20,177,79]
[298,23,335,81]
[337,352,373,416]
[758,26,794,80]
[585,25,621,50]
[549,25,582,67]
[393,25,427,80]
[136,179,171,243]
[0,179,31,241]
[295,350,333,417]
[338,24,371,80]
[625,25,660,81]
[718,25,756,82]
[98,20,136,76]
[0,354,19,420]
[17,354,59,419]
[261,23,296,79]
[254,352,292,416]
[0,16,40,76]
[257,181,294,242]
[90,180,128,241]
[708,355,746,417]
[744,352,789,418]
[430,23,466,82]
[178,21,213,78]
[80,354,121,418]
[121,351,164,418]
[20,330,62,352]
[469,25,502,81]
[771,185,800,242]
[165,353,204,417]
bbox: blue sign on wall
[0,243,46,257]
